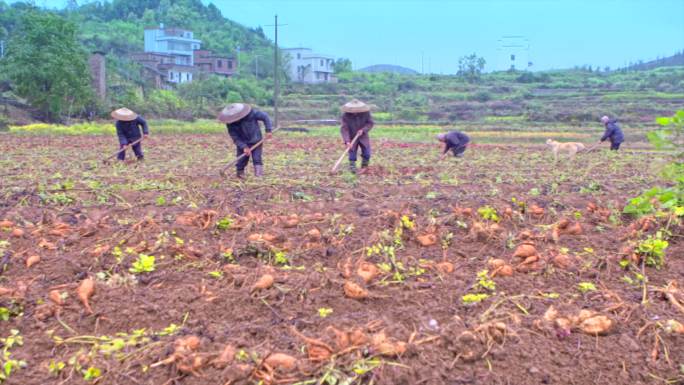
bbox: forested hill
[0,0,274,59]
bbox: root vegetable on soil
[357,262,379,283]
[11,228,24,238]
[512,244,537,259]
[252,274,275,291]
[25,255,40,268]
[436,261,455,274]
[344,280,369,299]
[212,344,236,368]
[264,353,298,371]
[49,290,64,306]
[416,234,437,247]
[76,278,96,314]
[0,220,14,228]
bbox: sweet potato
[212,345,236,368]
[264,353,297,371]
[175,335,201,352]
[251,274,274,291]
[436,261,454,274]
[0,287,13,297]
[76,278,95,314]
[11,228,24,238]
[338,257,353,278]
[371,332,406,357]
[49,290,64,306]
[357,262,379,283]
[26,255,41,268]
[307,228,321,241]
[343,281,368,299]
[416,234,437,247]
[487,258,506,270]
[564,222,583,235]
[530,205,545,218]
[491,264,513,277]
[578,315,614,335]
[512,244,537,259]
[552,254,573,269]
[0,220,13,228]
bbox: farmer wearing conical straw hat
[436,130,470,160]
[218,103,273,179]
[340,99,374,173]
[111,108,149,161]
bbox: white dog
[546,139,586,161]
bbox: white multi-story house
[142,24,201,84]
[283,48,337,84]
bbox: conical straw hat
[218,103,252,123]
[111,108,138,121]
[341,99,370,113]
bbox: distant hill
[624,51,684,71]
[358,64,419,75]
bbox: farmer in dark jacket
[111,108,149,161]
[600,115,624,150]
[218,103,272,178]
[437,131,470,159]
[340,99,374,173]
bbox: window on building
[217,60,222,68]
[297,53,301,59]
[228,60,233,69]
[320,59,324,66]
[186,73,190,81]
[169,72,173,81]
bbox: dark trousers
[236,144,263,171]
[610,142,621,151]
[117,137,143,160]
[349,136,371,162]
[451,144,468,157]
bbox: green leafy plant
[82,366,102,381]
[0,329,27,383]
[318,308,333,318]
[577,282,597,293]
[476,269,496,291]
[461,293,490,304]
[216,216,233,231]
[129,254,156,274]
[477,206,500,222]
[636,232,669,269]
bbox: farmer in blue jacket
[600,116,624,151]
[437,131,470,160]
[112,108,149,161]
[219,103,273,178]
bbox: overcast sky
[15,0,684,73]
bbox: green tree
[333,58,352,74]
[457,53,486,83]
[2,11,93,121]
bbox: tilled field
[0,134,682,385]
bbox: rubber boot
[361,159,369,169]
[254,165,264,177]
[236,169,245,179]
[349,161,357,174]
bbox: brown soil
[0,134,682,385]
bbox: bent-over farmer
[600,115,624,151]
[437,130,470,160]
[340,99,374,173]
[111,108,149,161]
[218,103,272,178]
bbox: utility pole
[266,15,287,129]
